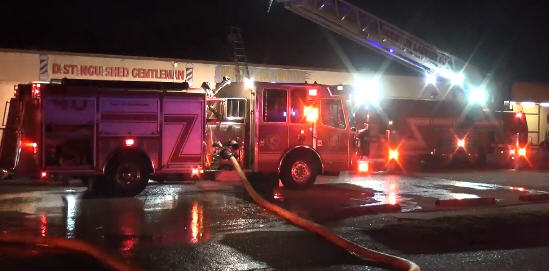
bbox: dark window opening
[322,99,346,129]
[263,89,287,122]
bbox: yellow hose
[230,156,420,271]
[0,233,142,271]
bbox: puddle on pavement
[0,186,279,260]
[270,183,399,222]
[319,173,549,212]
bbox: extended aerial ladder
[278,0,486,100]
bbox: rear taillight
[191,167,202,178]
[124,138,135,147]
[358,160,369,172]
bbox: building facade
[0,48,442,141]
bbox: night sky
[2,0,549,82]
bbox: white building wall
[0,49,438,142]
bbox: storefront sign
[47,54,192,83]
[215,65,310,83]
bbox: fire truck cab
[0,79,205,196]
[206,82,356,188]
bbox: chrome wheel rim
[290,161,311,183]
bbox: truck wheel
[107,155,151,197]
[280,154,318,189]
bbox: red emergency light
[518,147,526,157]
[40,171,47,178]
[308,89,317,96]
[124,138,135,147]
[509,148,516,155]
[389,149,399,161]
[457,138,466,149]
[24,141,38,154]
[32,83,41,99]
[304,106,318,122]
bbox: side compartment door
[256,88,289,172]
[43,96,96,170]
[317,98,349,172]
[161,96,204,171]
[98,96,159,171]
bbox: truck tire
[106,154,151,197]
[280,154,318,189]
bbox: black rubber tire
[280,154,318,189]
[105,154,150,197]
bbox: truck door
[43,95,96,171]
[257,88,289,172]
[288,87,314,147]
[317,98,350,173]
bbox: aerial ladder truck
[276,0,528,170]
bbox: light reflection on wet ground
[1,170,549,270]
[318,172,549,212]
[0,184,279,262]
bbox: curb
[334,203,402,220]
[519,193,549,202]
[435,197,496,208]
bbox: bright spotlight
[352,76,381,105]
[244,77,254,89]
[425,73,437,85]
[468,87,487,104]
[450,72,464,86]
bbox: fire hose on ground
[0,233,143,271]
[221,149,420,271]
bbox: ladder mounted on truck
[279,0,483,88]
[227,26,251,82]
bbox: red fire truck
[364,99,529,171]
[205,82,357,188]
[0,79,359,194]
[0,79,205,196]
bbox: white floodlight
[244,77,254,89]
[521,101,536,107]
[468,87,487,104]
[352,76,381,105]
[425,73,437,85]
[450,72,464,86]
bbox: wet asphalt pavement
[2,170,549,270]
